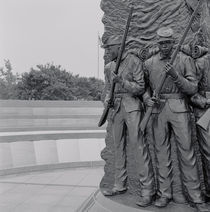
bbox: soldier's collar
[159,53,171,60]
[159,52,172,60]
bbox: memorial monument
[98,0,210,211]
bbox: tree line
[0,60,104,101]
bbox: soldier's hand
[112,72,123,84]
[104,97,113,108]
[104,95,109,106]
[164,62,178,79]
[145,97,159,107]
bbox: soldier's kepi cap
[157,27,174,43]
[101,35,121,48]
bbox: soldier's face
[107,45,119,61]
[158,40,174,56]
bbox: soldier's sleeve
[190,56,209,108]
[173,54,198,95]
[121,55,145,95]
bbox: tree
[16,63,105,100]
[0,60,19,99]
[86,77,104,100]
[17,64,76,100]
[72,75,104,100]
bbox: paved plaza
[0,166,104,212]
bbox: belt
[159,93,185,99]
[114,92,129,97]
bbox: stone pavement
[0,166,104,212]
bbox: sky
[0,0,105,79]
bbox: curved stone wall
[0,100,105,175]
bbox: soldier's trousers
[153,102,203,203]
[196,117,210,192]
[112,104,154,196]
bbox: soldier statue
[142,27,208,211]
[101,35,155,207]
[182,30,210,201]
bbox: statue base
[85,189,198,212]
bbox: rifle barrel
[98,7,134,127]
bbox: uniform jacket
[190,54,210,117]
[143,52,198,113]
[104,53,145,113]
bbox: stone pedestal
[83,190,199,212]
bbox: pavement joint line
[0,175,35,195]
[0,182,21,196]
[8,182,49,210]
[0,129,106,137]
[75,171,94,190]
[76,188,100,212]
[0,181,99,188]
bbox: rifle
[98,7,134,127]
[140,0,203,132]
[196,108,210,131]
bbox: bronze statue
[141,27,208,211]
[99,0,210,211]
[182,30,210,201]
[192,50,210,202]
[101,35,155,206]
